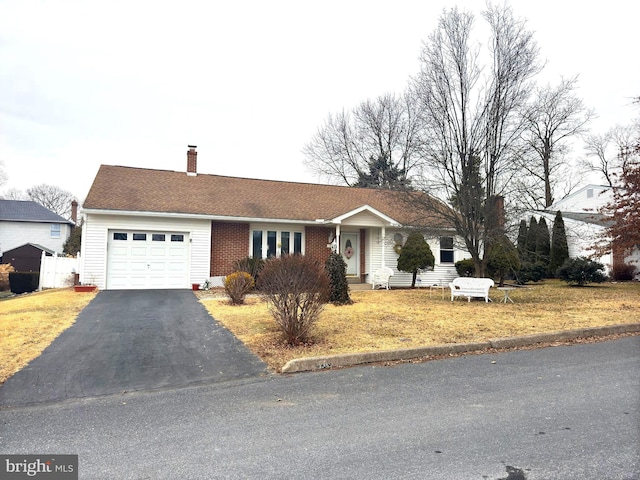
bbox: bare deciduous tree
[0,161,7,188]
[303,91,423,187]
[410,4,541,276]
[519,76,594,208]
[0,188,28,200]
[584,125,637,187]
[26,184,76,220]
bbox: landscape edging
[280,323,640,374]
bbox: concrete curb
[280,323,640,374]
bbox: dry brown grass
[0,288,97,383]
[199,280,640,372]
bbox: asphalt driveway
[0,290,267,407]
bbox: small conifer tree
[525,217,538,262]
[397,232,435,288]
[549,210,570,276]
[325,252,352,305]
[516,219,528,260]
[536,217,551,271]
[487,235,521,286]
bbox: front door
[341,233,358,276]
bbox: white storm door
[341,233,358,276]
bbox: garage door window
[171,234,184,242]
[152,234,166,241]
[113,232,127,240]
[133,233,147,241]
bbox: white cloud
[0,0,637,202]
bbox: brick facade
[210,223,343,276]
[304,226,333,264]
[210,222,249,276]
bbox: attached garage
[106,230,190,289]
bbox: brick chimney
[71,200,78,225]
[187,145,197,176]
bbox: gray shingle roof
[0,200,71,224]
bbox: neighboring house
[0,200,74,258]
[80,146,468,290]
[1,243,55,272]
[538,184,639,273]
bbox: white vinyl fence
[39,252,81,289]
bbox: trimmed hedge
[9,272,39,294]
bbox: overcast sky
[1,0,638,203]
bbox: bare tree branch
[26,184,76,220]
[411,4,541,276]
[520,76,594,207]
[303,92,424,187]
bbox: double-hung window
[439,236,454,263]
[50,224,61,238]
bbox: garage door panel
[148,262,166,272]
[130,261,149,272]
[168,262,186,272]
[111,246,128,256]
[107,230,190,289]
[109,261,128,272]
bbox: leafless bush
[0,264,15,291]
[232,256,264,284]
[611,263,638,282]
[257,255,330,345]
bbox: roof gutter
[81,208,338,226]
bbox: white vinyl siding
[81,214,210,289]
[0,221,71,253]
[340,211,387,227]
[367,228,461,287]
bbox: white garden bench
[448,277,494,302]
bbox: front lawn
[199,280,640,371]
[0,288,97,384]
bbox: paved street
[1,337,638,479]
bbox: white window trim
[249,223,305,258]
[439,236,455,264]
[50,223,61,238]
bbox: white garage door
[106,230,190,289]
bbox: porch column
[381,226,386,267]
[335,225,341,254]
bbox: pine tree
[549,211,569,276]
[325,252,352,305]
[536,217,551,271]
[516,219,528,260]
[63,223,82,256]
[397,232,435,288]
[525,217,538,262]
[487,235,521,286]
